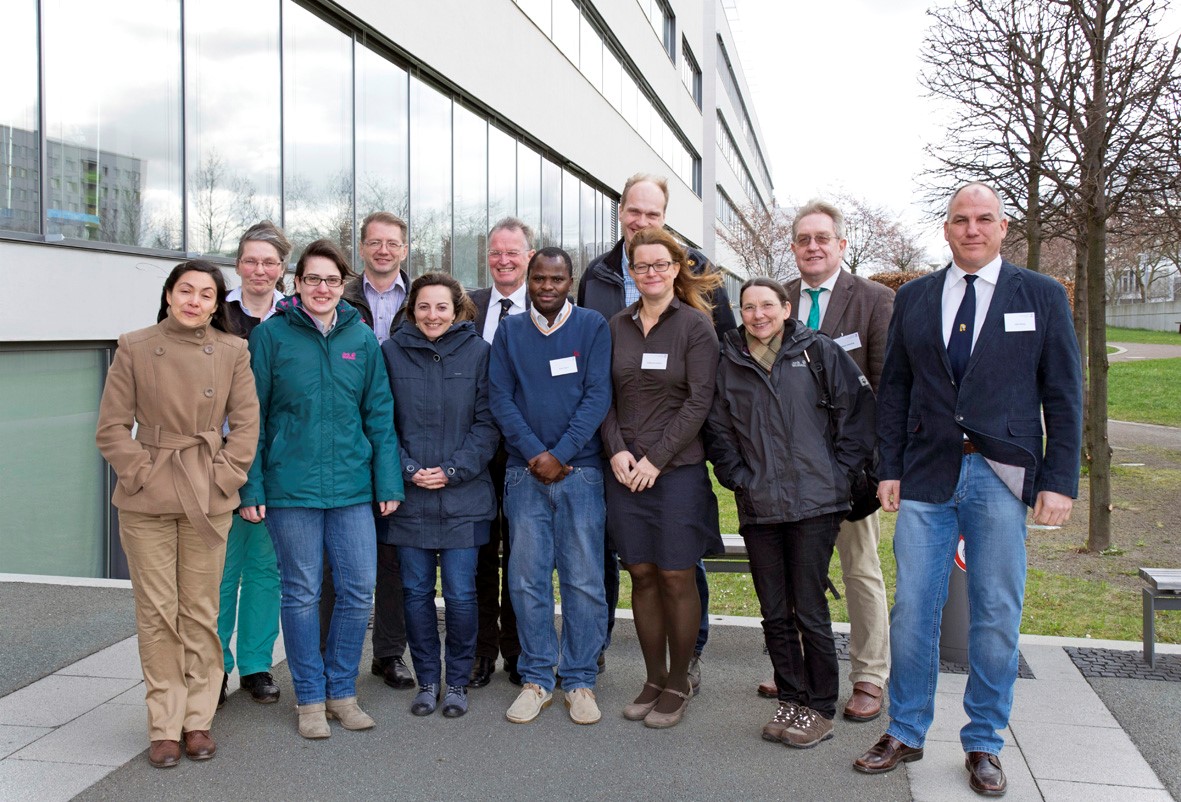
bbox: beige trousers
[835,509,891,687]
[119,510,231,741]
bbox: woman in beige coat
[96,260,259,769]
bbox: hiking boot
[780,705,834,748]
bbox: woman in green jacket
[239,239,404,740]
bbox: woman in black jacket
[705,277,875,750]
[381,273,500,719]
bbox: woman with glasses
[381,273,499,719]
[601,227,723,729]
[96,261,259,768]
[239,239,403,740]
[705,277,875,749]
[216,221,291,709]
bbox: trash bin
[939,534,969,664]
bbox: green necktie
[805,287,827,330]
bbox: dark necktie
[498,298,513,322]
[947,275,977,385]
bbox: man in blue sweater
[490,247,613,726]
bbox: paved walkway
[1108,342,1181,362]
[2,575,1179,801]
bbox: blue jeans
[886,454,1029,755]
[505,466,607,692]
[265,504,376,705]
[399,544,480,687]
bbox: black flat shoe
[240,671,280,703]
[380,655,416,689]
[504,655,523,686]
[470,656,496,688]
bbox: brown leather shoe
[148,739,181,768]
[965,751,1007,796]
[757,679,778,699]
[183,730,217,760]
[843,681,883,722]
[853,734,924,774]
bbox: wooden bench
[1140,568,1181,666]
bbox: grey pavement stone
[1066,646,1181,682]
[55,638,142,681]
[0,725,51,760]
[1088,676,1181,801]
[1009,678,1120,727]
[0,759,113,802]
[106,683,146,707]
[1015,719,1163,788]
[0,676,140,728]
[924,690,1015,746]
[908,739,1041,802]
[10,703,145,767]
[1018,644,1089,684]
[1038,779,1175,801]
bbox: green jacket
[240,296,404,509]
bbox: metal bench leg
[1143,588,1155,667]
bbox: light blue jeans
[265,504,376,705]
[885,454,1029,755]
[505,466,607,692]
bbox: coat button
[204,388,215,398]
[447,467,455,476]
[204,345,214,354]
[433,354,441,362]
[196,330,204,338]
[955,415,964,422]
[154,346,165,356]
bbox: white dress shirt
[798,270,842,329]
[941,256,1002,351]
[481,284,529,344]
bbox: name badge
[641,353,669,370]
[834,332,862,352]
[550,356,578,376]
[1004,312,1036,332]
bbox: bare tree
[191,150,267,256]
[882,222,927,271]
[833,192,896,275]
[715,201,796,282]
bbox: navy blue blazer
[876,261,1082,507]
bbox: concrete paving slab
[105,683,146,707]
[1087,676,1181,800]
[0,759,114,802]
[55,638,142,681]
[9,704,145,767]
[0,676,140,728]
[0,725,51,760]
[1015,719,1164,789]
[1018,644,1090,684]
[924,691,1015,746]
[1038,778,1175,801]
[908,738,1041,801]
[1009,678,1120,727]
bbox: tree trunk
[1073,236,1089,472]
[1084,212,1111,552]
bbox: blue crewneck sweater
[489,305,612,468]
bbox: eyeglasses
[299,274,344,287]
[363,239,405,250]
[632,260,675,274]
[741,302,784,315]
[793,233,838,247]
[239,257,283,269]
[488,250,524,259]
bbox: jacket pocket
[1007,418,1043,437]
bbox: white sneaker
[564,687,601,725]
[506,683,552,723]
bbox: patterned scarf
[744,329,782,373]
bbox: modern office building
[0,0,775,578]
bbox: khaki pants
[119,510,231,741]
[835,509,890,688]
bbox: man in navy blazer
[853,183,1082,797]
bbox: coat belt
[135,426,226,550]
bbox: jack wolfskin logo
[341,352,356,360]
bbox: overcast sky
[727,0,1181,264]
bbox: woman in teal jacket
[239,239,404,740]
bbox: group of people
[96,175,1082,798]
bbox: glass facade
[716,36,773,193]
[1,0,616,285]
[680,38,702,109]
[717,114,765,213]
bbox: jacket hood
[272,294,362,330]
[722,318,817,364]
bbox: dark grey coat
[704,319,876,526]
[380,320,499,548]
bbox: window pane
[552,0,579,64]
[578,15,602,92]
[562,169,580,273]
[453,103,487,289]
[515,0,550,37]
[602,49,622,113]
[356,45,409,231]
[0,349,108,578]
[540,157,561,249]
[580,180,596,275]
[516,141,540,240]
[409,77,452,277]
[488,125,516,226]
[282,2,353,262]
[0,0,40,235]
[186,0,280,256]
[43,0,182,248]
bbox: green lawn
[1107,326,1181,345]
[1108,358,1181,426]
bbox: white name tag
[1005,312,1036,332]
[550,356,578,376]
[641,353,668,370]
[834,332,862,352]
